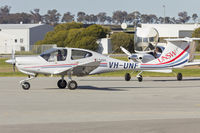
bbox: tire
[137,75,143,82]
[125,73,131,81]
[22,82,30,90]
[57,79,67,89]
[177,73,182,81]
[68,80,77,90]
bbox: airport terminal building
[0,24,53,54]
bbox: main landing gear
[125,71,143,82]
[124,72,183,82]
[57,74,78,90]
[177,73,183,81]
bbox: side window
[40,49,67,62]
[57,49,67,61]
[71,50,92,60]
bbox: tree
[0,5,11,16]
[192,27,200,51]
[141,14,151,23]
[89,14,98,24]
[106,16,112,24]
[44,9,61,26]
[126,11,141,24]
[35,22,109,51]
[112,10,128,24]
[62,12,74,23]
[111,32,134,53]
[148,14,157,23]
[82,24,109,39]
[30,8,42,23]
[192,13,198,23]
[97,12,107,24]
[77,11,86,23]
[178,11,190,23]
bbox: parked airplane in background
[120,26,199,82]
[121,38,200,82]
[6,37,200,90]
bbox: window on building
[15,39,17,43]
[20,46,25,51]
[20,38,23,43]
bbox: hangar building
[0,24,53,54]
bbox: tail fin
[140,38,196,68]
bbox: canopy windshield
[135,36,157,52]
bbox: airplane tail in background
[140,38,200,69]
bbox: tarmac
[0,76,200,133]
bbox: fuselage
[15,47,140,76]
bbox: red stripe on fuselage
[24,62,108,68]
[141,45,189,66]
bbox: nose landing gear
[177,73,183,81]
[22,82,30,90]
[20,75,36,90]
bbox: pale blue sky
[0,0,200,18]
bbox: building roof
[0,24,46,29]
[141,24,200,38]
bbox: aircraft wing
[165,37,200,42]
[53,60,101,76]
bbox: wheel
[68,80,77,90]
[57,79,67,89]
[177,73,182,81]
[22,82,30,90]
[125,73,131,81]
[137,75,143,82]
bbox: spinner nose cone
[5,59,16,65]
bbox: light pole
[163,5,165,24]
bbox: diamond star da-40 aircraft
[6,37,200,90]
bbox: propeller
[120,46,142,62]
[120,46,131,56]
[11,49,16,72]
[5,49,16,72]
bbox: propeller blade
[120,46,131,56]
[13,63,16,72]
[12,49,15,60]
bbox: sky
[0,0,200,18]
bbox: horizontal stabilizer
[184,61,200,66]
[165,37,200,42]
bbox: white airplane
[120,37,200,82]
[6,37,200,90]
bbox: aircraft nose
[5,59,16,65]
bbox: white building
[141,24,200,39]
[0,24,53,54]
[97,38,112,54]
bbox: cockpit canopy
[40,48,67,62]
[40,48,93,62]
[135,27,159,52]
